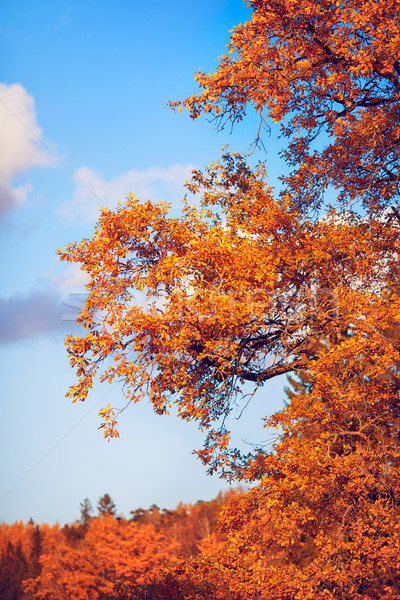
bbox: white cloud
[0,82,52,216]
[0,288,73,343]
[0,264,93,343]
[56,264,90,291]
[61,163,196,222]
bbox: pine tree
[97,494,117,517]
[80,497,93,527]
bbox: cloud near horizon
[0,266,92,344]
[0,289,76,344]
[61,163,196,222]
[0,83,52,217]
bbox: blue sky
[0,0,287,524]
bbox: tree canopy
[59,1,400,597]
[176,0,400,215]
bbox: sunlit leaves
[58,2,400,597]
[59,152,399,471]
[179,0,400,214]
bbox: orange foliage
[58,156,400,475]
[58,1,400,598]
[24,515,178,600]
[178,0,400,215]
[5,491,237,600]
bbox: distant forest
[0,488,243,599]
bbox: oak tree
[59,1,400,598]
[59,156,399,471]
[176,0,400,216]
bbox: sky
[0,0,288,525]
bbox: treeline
[0,488,241,600]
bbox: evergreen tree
[80,497,93,527]
[97,493,117,517]
[0,541,29,600]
